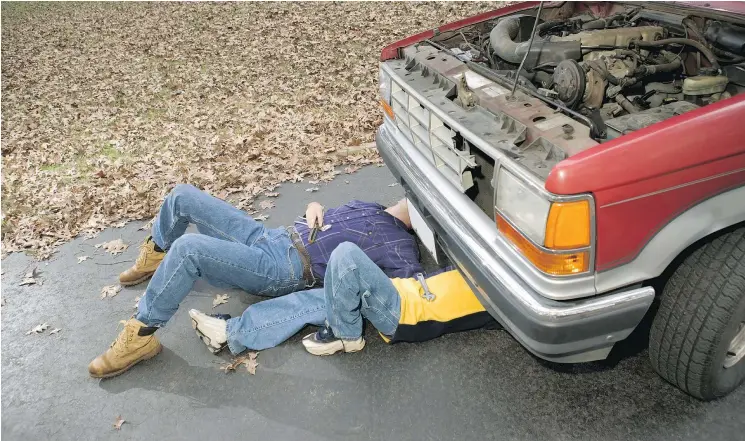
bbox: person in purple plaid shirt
[89,184,423,378]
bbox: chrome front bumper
[377,123,654,363]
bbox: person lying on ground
[187,242,496,356]
[88,184,422,378]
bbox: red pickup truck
[376,1,745,400]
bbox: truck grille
[390,80,475,191]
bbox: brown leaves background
[1,2,495,259]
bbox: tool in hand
[308,220,320,244]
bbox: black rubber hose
[614,93,640,114]
[587,60,620,85]
[635,58,682,76]
[536,20,562,36]
[489,17,530,64]
[682,18,745,64]
[614,49,643,62]
[712,46,745,63]
[633,38,720,70]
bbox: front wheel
[649,227,745,400]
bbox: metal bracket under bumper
[376,123,655,363]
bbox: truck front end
[376,1,745,362]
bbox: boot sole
[89,342,163,379]
[191,318,227,354]
[304,339,366,356]
[119,272,155,287]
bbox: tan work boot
[88,318,162,378]
[119,237,165,286]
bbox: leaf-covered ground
[1,1,498,259]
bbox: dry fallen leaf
[344,165,361,174]
[212,293,229,308]
[19,267,40,286]
[388,183,399,187]
[219,352,259,374]
[100,284,122,299]
[26,323,49,335]
[113,415,125,430]
[112,220,128,228]
[0,2,494,260]
[265,192,279,198]
[133,295,141,309]
[19,277,37,286]
[305,187,319,193]
[246,351,259,375]
[259,200,275,210]
[255,214,269,222]
[49,328,61,335]
[95,239,129,255]
[77,255,90,264]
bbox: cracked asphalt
[2,165,743,440]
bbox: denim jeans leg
[136,231,305,327]
[323,242,401,340]
[225,288,326,354]
[151,183,268,250]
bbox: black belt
[287,227,316,287]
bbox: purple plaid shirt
[294,200,423,280]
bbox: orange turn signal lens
[544,200,591,250]
[380,99,394,119]
[497,214,588,276]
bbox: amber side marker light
[380,99,394,119]
[496,214,589,276]
[544,200,591,249]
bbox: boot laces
[135,241,151,268]
[110,320,133,354]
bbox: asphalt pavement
[2,165,743,441]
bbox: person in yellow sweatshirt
[187,242,495,356]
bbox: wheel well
[646,220,745,295]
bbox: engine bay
[427,2,745,140]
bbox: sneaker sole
[304,339,366,356]
[191,318,226,354]
[119,272,155,287]
[89,342,162,379]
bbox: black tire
[649,226,745,400]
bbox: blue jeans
[136,184,307,327]
[226,242,401,353]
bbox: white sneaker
[301,326,365,356]
[189,309,228,354]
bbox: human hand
[305,202,324,228]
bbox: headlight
[496,168,550,244]
[495,167,592,276]
[379,68,391,103]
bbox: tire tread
[649,227,745,400]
